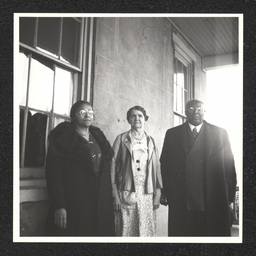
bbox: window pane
[20,17,36,47]
[174,114,182,127]
[176,86,183,113]
[23,110,48,167]
[174,73,176,84]
[174,114,186,127]
[61,18,81,66]
[53,67,73,116]
[176,73,184,88]
[28,58,54,111]
[19,52,29,106]
[174,57,191,115]
[175,59,186,88]
[54,116,68,128]
[37,18,60,58]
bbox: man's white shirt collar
[188,122,203,133]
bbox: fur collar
[48,122,114,161]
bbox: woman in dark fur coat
[45,101,115,236]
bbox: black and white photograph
[13,13,243,243]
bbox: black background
[1,0,255,255]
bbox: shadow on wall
[20,201,49,236]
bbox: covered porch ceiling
[168,17,239,70]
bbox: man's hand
[160,193,168,206]
[55,208,67,229]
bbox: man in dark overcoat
[160,99,237,236]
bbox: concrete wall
[20,201,49,236]
[93,17,206,236]
[93,17,206,147]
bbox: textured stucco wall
[20,201,49,236]
[93,17,206,236]
[94,17,175,150]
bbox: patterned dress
[116,132,156,237]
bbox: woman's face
[74,103,94,128]
[128,109,146,130]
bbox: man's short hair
[185,99,204,110]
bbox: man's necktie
[193,127,198,138]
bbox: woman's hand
[113,195,121,211]
[55,208,67,229]
[153,188,161,210]
[112,185,121,211]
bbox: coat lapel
[178,122,188,155]
[203,121,215,159]
[124,134,133,159]
[147,135,154,161]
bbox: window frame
[19,17,84,70]
[18,17,96,172]
[173,33,196,126]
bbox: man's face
[185,102,205,126]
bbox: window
[18,17,94,168]
[173,57,194,125]
[173,33,195,126]
[20,17,82,67]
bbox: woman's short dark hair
[70,100,92,122]
[126,106,149,122]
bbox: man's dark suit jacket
[160,120,237,236]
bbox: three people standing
[45,99,236,237]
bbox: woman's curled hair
[126,106,149,122]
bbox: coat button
[136,160,140,163]
[137,168,141,171]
